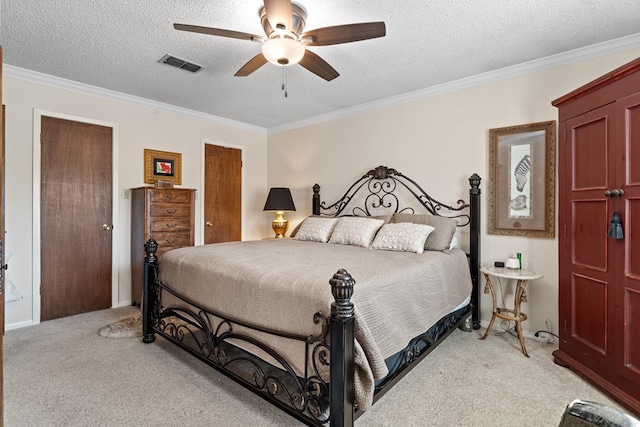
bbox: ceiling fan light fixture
[262,37,305,66]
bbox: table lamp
[263,187,296,238]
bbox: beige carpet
[3,307,631,426]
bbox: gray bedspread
[158,239,472,409]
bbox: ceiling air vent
[158,54,203,73]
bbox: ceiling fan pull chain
[282,65,288,98]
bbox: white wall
[266,48,640,337]
[3,74,268,328]
[5,47,640,334]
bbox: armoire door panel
[618,92,640,186]
[623,287,640,382]
[573,199,608,270]
[571,274,608,357]
[572,115,609,191]
[627,199,640,278]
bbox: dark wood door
[615,91,640,385]
[559,103,617,369]
[40,117,113,321]
[204,144,241,243]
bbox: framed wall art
[144,149,182,185]
[488,120,556,237]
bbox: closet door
[560,103,617,370]
[615,91,640,385]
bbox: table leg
[514,279,530,357]
[480,273,498,340]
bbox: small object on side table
[479,265,543,357]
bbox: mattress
[158,239,472,409]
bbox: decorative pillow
[328,217,385,248]
[289,215,317,238]
[390,213,458,252]
[371,223,435,254]
[293,217,339,243]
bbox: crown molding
[5,32,640,137]
[267,32,640,134]
[2,65,267,135]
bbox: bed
[141,165,481,426]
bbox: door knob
[102,224,111,230]
[205,221,213,227]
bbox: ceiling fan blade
[299,50,339,81]
[302,22,386,46]
[174,23,263,42]
[234,53,268,77]
[263,0,293,33]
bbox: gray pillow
[390,213,458,252]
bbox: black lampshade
[263,187,296,211]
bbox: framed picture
[488,120,556,237]
[144,149,182,185]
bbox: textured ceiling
[2,1,640,130]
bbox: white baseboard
[478,320,555,344]
[5,320,35,331]
[115,300,133,308]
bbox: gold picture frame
[144,149,182,185]
[488,121,556,237]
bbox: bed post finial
[144,239,158,263]
[469,173,481,194]
[330,269,355,319]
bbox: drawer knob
[166,209,178,214]
[166,223,178,228]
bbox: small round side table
[479,266,543,357]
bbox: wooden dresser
[130,187,195,305]
[553,57,640,415]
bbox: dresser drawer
[149,203,191,217]
[148,189,193,204]
[149,232,192,249]
[150,218,191,232]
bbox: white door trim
[32,109,120,324]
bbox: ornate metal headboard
[313,165,478,226]
[312,165,482,329]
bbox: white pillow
[371,223,435,254]
[293,217,339,243]
[328,217,385,248]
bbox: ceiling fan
[174,0,386,81]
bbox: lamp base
[272,212,289,238]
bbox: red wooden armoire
[553,57,640,415]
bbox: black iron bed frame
[141,165,481,426]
